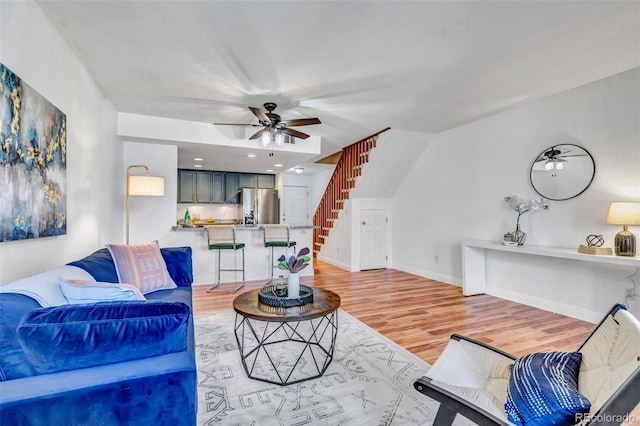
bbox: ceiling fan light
[544,161,554,171]
[555,161,564,170]
[275,132,285,146]
[260,133,270,147]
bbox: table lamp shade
[128,175,165,197]
[606,202,640,225]
[606,202,640,256]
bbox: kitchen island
[171,225,317,285]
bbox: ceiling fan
[534,146,588,171]
[214,102,321,140]
[534,146,588,163]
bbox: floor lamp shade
[126,165,165,244]
[606,202,640,256]
[128,175,165,197]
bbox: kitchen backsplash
[177,203,240,222]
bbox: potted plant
[504,196,549,245]
[277,248,311,298]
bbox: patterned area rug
[194,309,460,425]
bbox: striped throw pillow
[107,241,177,294]
[505,351,591,425]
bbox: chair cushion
[265,241,296,247]
[17,301,189,374]
[578,307,640,414]
[59,277,146,304]
[209,243,245,250]
[505,351,591,426]
[107,241,177,294]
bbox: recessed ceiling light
[295,168,304,174]
[274,164,283,167]
[266,169,274,172]
[193,164,203,168]
[246,153,256,158]
[194,157,203,161]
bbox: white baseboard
[486,287,600,324]
[391,262,462,287]
[316,254,352,272]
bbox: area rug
[194,309,468,425]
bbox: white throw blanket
[0,265,95,306]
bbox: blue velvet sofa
[0,246,197,426]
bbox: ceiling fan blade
[249,106,270,123]
[213,122,262,127]
[281,127,310,139]
[281,118,321,127]
[249,128,270,140]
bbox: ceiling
[36,1,639,174]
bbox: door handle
[362,221,367,225]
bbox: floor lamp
[126,165,165,244]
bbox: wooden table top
[233,287,341,322]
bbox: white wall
[0,1,121,285]
[310,166,335,215]
[123,142,178,245]
[392,68,640,320]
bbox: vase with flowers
[277,247,311,298]
[504,196,549,245]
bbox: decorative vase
[511,223,526,246]
[287,272,300,299]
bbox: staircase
[313,128,390,256]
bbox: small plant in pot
[277,247,311,273]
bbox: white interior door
[360,209,388,270]
[283,185,309,226]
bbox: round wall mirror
[529,144,595,201]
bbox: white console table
[462,240,640,296]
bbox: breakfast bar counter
[170,225,317,285]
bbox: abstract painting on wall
[0,63,67,241]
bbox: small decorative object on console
[578,245,613,256]
[586,234,604,247]
[578,234,612,255]
[504,196,549,246]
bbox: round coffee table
[233,287,341,385]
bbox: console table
[462,240,640,296]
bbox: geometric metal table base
[234,311,338,386]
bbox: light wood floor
[193,260,639,423]
[194,260,595,363]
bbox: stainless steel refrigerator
[240,188,279,225]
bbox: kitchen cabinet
[257,174,276,189]
[238,173,257,188]
[211,172,224,203]
[178,170,196,203]
[179,169,274,204]
[195,171,212,203]
[225,173,240,204]
[178,170,225,203]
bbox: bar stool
[205,225,245,293]
[263,224,296,284]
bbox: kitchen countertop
[171,225,318,232]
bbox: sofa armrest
[18,302,189,374]
[0,352,196,426]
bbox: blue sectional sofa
[0,246,197,426]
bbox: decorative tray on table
[259,285,314,307]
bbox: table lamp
[606,202,640,256]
